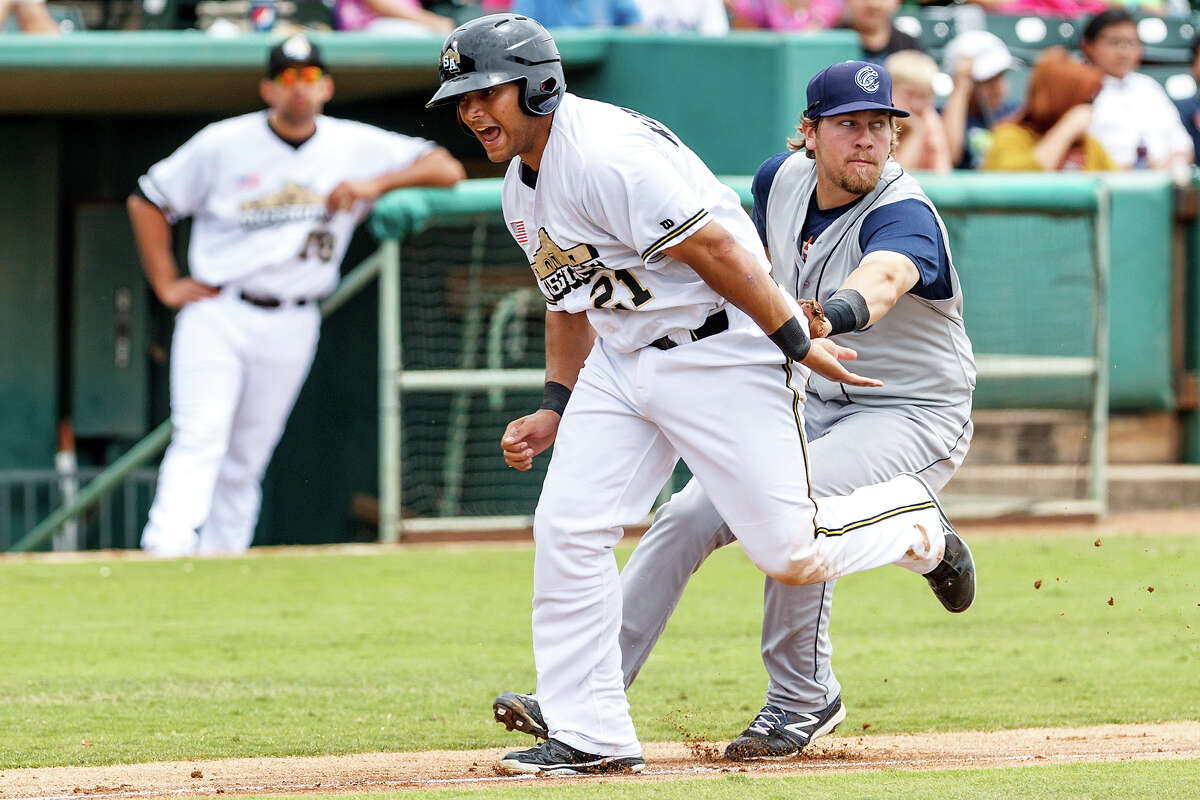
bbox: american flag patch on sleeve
[509,220,528,245]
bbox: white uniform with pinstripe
[501,93,956,759]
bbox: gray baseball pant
[619,394,972,712]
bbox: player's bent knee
[755,554,831,586]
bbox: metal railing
[0,467,159,551]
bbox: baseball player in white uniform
[428,15,975,776]
[132,34,464,558]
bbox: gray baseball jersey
[619,155,975,712]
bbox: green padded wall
[1103,172,1175,410]
[0,120,59,470]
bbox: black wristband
[822,289,870,336]
[539,381,572,416]
[767,316,811,362]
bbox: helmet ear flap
[524,75,563,116]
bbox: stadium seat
[895,7,958,57]
[1137,14,1197,64]
[986,14,1080,62]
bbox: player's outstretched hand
[501,409,562,471]
[156,277,220,309]
[801,338,883,387]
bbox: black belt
[648,309,729,350]
[239,290,313,309]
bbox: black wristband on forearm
[822,289,871,335]
[540,381,572,416]
[768,316,811,362]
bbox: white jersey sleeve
[323,121,437,224]
[581,138,711,266]
[139,127,218,224]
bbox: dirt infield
[2,722,1198,798]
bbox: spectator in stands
[839,0,922,64]
[513,0,641,27]
[0,0,59,33]
[941,30,1018,170]
[335,0,456,33]
[1082,8,1192,170]
[983,48,1115,171]
[637,0,729,33]
[730,0,840,31]
[885,50,952,172]
[1173,36,1200,164]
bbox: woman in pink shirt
[335,0,455,33]
[731,0,842,30]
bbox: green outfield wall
[1,31,1198,546]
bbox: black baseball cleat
[904,472,976,613]
[493,692,548,739]
[724,696,846,761]
[498,738,645,776]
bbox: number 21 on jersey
[591,269,653,310]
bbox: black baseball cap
[266,34,327,78]
[804,60,909,120]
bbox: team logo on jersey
[239,181,327,229]
[531,228,602,301]
[855,66,881,94]
[441,43,462,76]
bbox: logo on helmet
[441,43,462,76]
[855,66,880,94]
[281,35,312,61]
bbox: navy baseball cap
[804,61,910,119]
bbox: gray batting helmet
[426,14,565,117]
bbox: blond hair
[788,115,900,158]
[883,49,939,92]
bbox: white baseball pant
[141,291,319,557]
[529,311,948,757]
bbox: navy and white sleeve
[750,152,792,247]
[858,199,952,301]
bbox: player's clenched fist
[501,409,562,471]
[326,179,379,214]
[799,298,833,340]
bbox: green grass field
[1,530,1197,795]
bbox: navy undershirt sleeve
[750,152,794,246]
[858,199,952,300]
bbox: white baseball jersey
[500,93,769,353]
[138,111,434,299]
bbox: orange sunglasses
[274,66,324,87]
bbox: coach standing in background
[131,34,464,558]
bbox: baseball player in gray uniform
[492,60,977,763]
[132,35,464,558]
[428,17,975,776]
